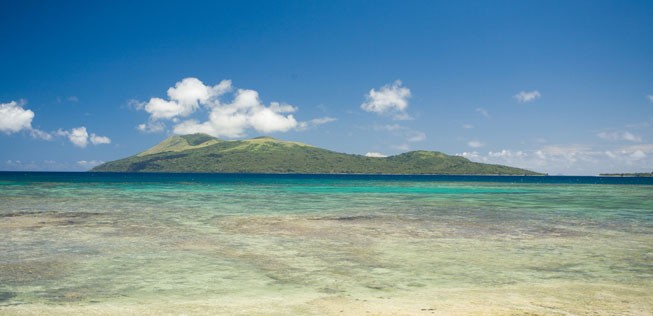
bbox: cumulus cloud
[56,127,111,148]
[365,152,387,158]
[1,100,110,147]
[0,100,52,139]
[167,77,230,110]
[90,133,111,145]
[136,78,327,138]
[467,140,484,148]
[514,90,541,103]
[69,127,89,148]
[172,89,298,137]
[361,80,411,120]
[0,100,35,133]
[142,78,232,120]
[597,131,642,142]
[144,98,190,120]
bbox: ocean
[1,172,652,315]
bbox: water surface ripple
[1,172,652,315]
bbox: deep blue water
[1,171,652,185]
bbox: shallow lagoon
[1,173,652,315]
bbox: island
[91,133,544,175]
[599,172,653,177]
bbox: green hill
[91,134,543,175]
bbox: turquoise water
[1,172,652,315]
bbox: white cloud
[0,100,109,148]
[0,100,34,133]
[138,78,327,138]
[467,140,484,148]
[604,144,653,162]
[248,102,298,133]
[458,143,653,175]
[514,90,541,103]
[597,131,642,142]
[137,121,165,133]
[167,77,227,109]
[475,108,490,118]
[171,119,214,135]
[172,89,298,138]
[462,124,474,129]
[128,99,146,110]
[90,133,111,145]
[69,127,89,148]
[365,152,387,158]
[56,126,111,148]
[0,100,52,140]
[361,80,411,120]
[459,151,480,160]
[3,159,102,171]
[144,97,191,120]
[142,78,232,121]
[3,159,39,171]
[488,149,527,158]
[297,117,337,130]
[647,95,653,103]
[67,96,79,102]
[30,128,52,140]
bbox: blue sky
[1,0,652,175]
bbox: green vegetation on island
[91,134,544,175]
[599,172,653,177]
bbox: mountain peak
[136,133,221,157]
[179,133,219,145]
[252,136,277,140]
[242,136,312,147]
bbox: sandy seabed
[2,175,652,315]
[2,283,652,316]
[2,213,653,315]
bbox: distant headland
[599,172,653,177]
